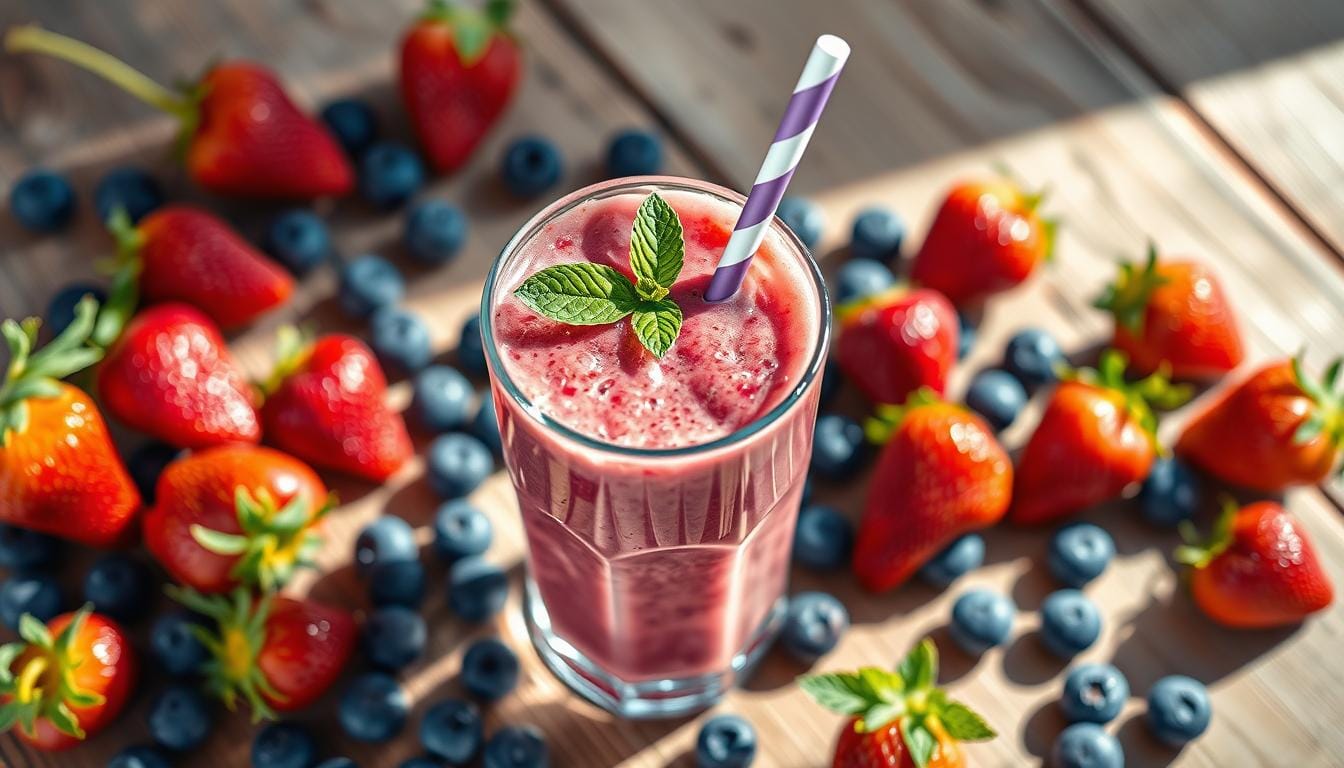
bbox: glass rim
[480,175,832,459]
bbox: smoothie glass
[482,177,829,718]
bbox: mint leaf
[631,299,682,358]
[897,638,937,692]
[515,263,639,325]
[629,192,684,292]
[901,718,937,768]
[798,671,878,715]
[937,701,997,742]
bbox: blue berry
[0,572,61,630]
[1051,722,1123,768]
[792,505,853,570]
[10,169,75,232]
[399,758,442,768]
[448,556,508,622]
[339,673,409,743]
[428,433,494,499]
[965,369,1027,432]
[501,136,563,198]
[321,99,379,157]
[1040,589,1102,658]
[354,516,418,574]
[461,637,519,701]
[150,612,207,677]
[370,307,433,374]
[606,128,663,178]
[471,395,503,455]
[919,533,985,587]
[695,714,756,768]
[957,311,976,360]
[780,591,849,663]
[364,606,427,671]
[339,255,405,318]
[45,283,106,338]
[405,199,468,266]
[1048,523,1115,588]
[252,722,316,768]
[265,209,332,275]
[1004,328,1065,389]
[850,208,904,264]
[833,258,895,305]
[414,365,473,432]
[0,524,59,570]
[421,698,483,764]
[84,553,150,622]
[949,588,1015,655]
[148,684,212,751]
[128,441,181,504]
[1141,458,1200,527]
[776,196,824,250]
[483,725,548,768]
[819,358,843,406]
[315,759,358,768]
[1061,663,1129,724]
[1146,675,1211,747]
[810,414,867,481]
[458,314,488,375]
[360,142,425,209]
[434,499,493,562]
[369,559,426,608]
[108,745,172,768]
[95,167,163,224]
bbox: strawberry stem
[1092,243,1171,334]
[1291,356,1344,476]
[865,387,943,445]
[1066,349,1191,448]
[0,605,105,741]
[188,487,330,592]
[257,326,314,399]
[166,586,284,722]
[0,298,104,443]
[1174,497,1238,569]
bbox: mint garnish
[513,193,686,357]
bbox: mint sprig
[513,193,686,357]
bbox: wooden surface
[1,1,1343,766]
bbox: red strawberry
[801,638,995,768]
[855,390,1012,592]
[0,299,140,547]
[909,179,1056,305]
[1094,245,1243,379]
[1011,351,1189,525]
[1176,357,1343,492]
[169,588,354,720]
[260,328,412,482]
[1176,500,1334,628]
[5,28,352,198]
[836,287,958,406]
[97,303,260,449]
[400,0,522,173]
[0,607,137,751]
[144,444,329,594]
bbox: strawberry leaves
[1291,355,1344,467]
[189,487,330,592]
[0,296,104,443]
[0,605,106,741]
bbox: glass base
[524,576,785,719]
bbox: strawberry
[6,28,352,199]
[400,0,522,173]
[835,287,958,406]
[1176,500,1334,628]
[909,179,1056,305]
[1011,351,1189,525]
[0,299,140,547]
[1176,357,1343,492]
[144,445,330,594]
[260,328,412,482]
[1093,244,1243,379]
[0,606,137,751]
[169,588,355,720]
[97,303,260,449]
[855,390,1012,592]
[801,638,996,768]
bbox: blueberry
[918,533,985,587]
[148,684,212,751]
[483,725,548,768]
[315,760,358,768]
[850,208,904,264]
[265,209,332,275]
[370,307,433,374]
[964,369,1027,432]
[413,365,474,432]
[428,433,494,499]
[434,500,493,563]
[501,136,563,198]
[957,311,976,361]
[780,591,849,663]
[399,758,442,768]
[1146,675,1211,747]
[83,553,150,622]
[462,637,520,701]
[810,414,867,481]
[776,196,824,250]
[363,606,427,671]
[321,98,379,157]
[1061,663,1129,724]
[252,722,316,768]
[1040,589,1102,658]
[128,441,181,504]
[94,167,163,224]
[0,524,59,570]
[107,745,172,768]
[448,556,508,622]
[470,395,503,455]
[1140,458,1200,527]
[354,516,418,574]
[369,559,426,608]
[45,283,107,338]
[949,588,1015,655]
[421,698,483,764]
[695,714,756,768]
[10,169,76,232]
[458,314,488,376]
[339,672,409,743]
[360,142,425,209]
[401,198,470,267]
[605,128,662,178]
[792,505,853,570]
[339,255,405,318]
[1050,722,1123,768]
[819,359,843,406]
[833,258,895,305]
[1003,328,1065,389]
[150,612,208,677]
[1048,523,1115,588]
[0,572,61,630]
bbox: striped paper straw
[704,34,850,302]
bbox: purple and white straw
[704,34,850,302]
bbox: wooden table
[3,1,1344,766]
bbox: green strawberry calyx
[91,207,148,348]
[1065,349,1192,450]
[799,638,996,768]
[1092,242,1171,335]
[257,326,316,399]
[1291,355,1344,478]
[0,297,104,444]
[864,387,945,445]
[422,0,517,66]
[167,586,285,722]
[189,486,333,592]
[1174,497,1239,569]
[0,605,106,741]
[835,284,909,327]
[986,166,1059,262]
